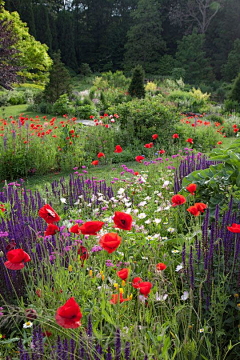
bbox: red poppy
[187,206,200,217]
[186,138,194,144]
[70,224,81,234]
[117,268,129,280]
[139,282,152,297]
[172,134,179,139]
[171,195,186,207]
[113,211,133,231]
[55,297,82,329]
[79,221,104,235]
[135,156,145,163]
[132,277,142,289]
[4,249,31,270]
[152,134,158,140]
[78,246,89,261]
[159,149,165,154]
[195,203,207,213]
[157,263,167,271]
[45,224,59,236]
[234,128,239,133]
[134,172,139,176]
[145,143,151,148]
[110,293,129,304]
[217,141,222,145]
[99,233,121,253]
[115,145,122,153]
[186,183,197,195]
[98,152,105,158]
[39,204,60,224]
[227,223,240,233]
[91,160,99,166]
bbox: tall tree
[34,4,52,52]
[175,29,214,83]
[57,11,77,70]
[19,0,36,37]
[222,39,240,82]
[169,0,225,34]
[0,18,20,90]
[124,0,166,73]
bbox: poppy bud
[25,308,37,320]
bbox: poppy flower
[39,204,60,224]
[55,297,82,329]
[135,156,145,163]
[78,246,89,261]
[134,172,139,176]
[227,224,240,233]
[79,221,104,235]
[187,206,200,217]
[186,183,197,195]
[98,152,105,158]
[195,203,207,213]
[157,263,166,271]
[186,138,193,144]
[152,134,158,140]
[115,145,122,153]
[117,268,129,280]
[217,141,222,145]
[113,211,133,231]
[171,195,186,207]
[70,224,81,234]
[4,249,31,270]
[110,293,129,304]
[132,277,142,289]
[172,134,179,139]
[139,282,152,297]
[159,149,165,154]
[145,143,151,148]
[99,233,121,254]
[91,160,99,166]
[45,224,59,236]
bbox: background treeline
[3,0,240,85]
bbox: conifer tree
[124,0,166,73]
[19,0,36,37]
[128,65,145,98]
[44,51,71,103]
[229,73,240,104]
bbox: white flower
[138,213,147,219]
[172,249,179,254]
[162,237,168,240]
[181,291,189,301]
[138,201,147,207]
[146,235,153,241]
[60,197,67,204]
[74,200,80,205]
[156,293,168,301]
[199,328,204,333]
[23,321,33,329]
[133,209,139,215]
[123,326,129,333]
[153,218,161,224]
[162,181,170,188]
[145,219,151,224]
[164,206,171,211]
[145,196,151,201]
[167,227,175,233]
[118,188,125,195]
[125,208,132,214]
[176,263,184,272]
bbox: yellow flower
[89,270,93,277]
[234,293,239,298]
[114,283,118,289]
[122,280,126,287]
[119,288,124,294]
[127,294,133,300]
[237,303,240,308]
[68,265,72,272]
[102,274,105,281]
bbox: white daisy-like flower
[118,188,125,195]
[199,328,204,333]
[138,201,147,207]
[146,235,153,241]
[156,293,168,301]
[172,249,179,254]
[125,208,132,214]
[167,227,175,233]
[133,209,139,215]
[138,213,147,219]
[175,263,184,272]
[145,196,151,201]
[181,291,189,301]
[23,321,33,329]
[60,197,67,204]
[153,218,161,224]
[145,219,151,224]
[162,181,170,188]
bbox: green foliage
[0,7,52,85]
[168,88,210,113]
[229,73,240,106]
[158,55,175,76]
[109,94,179,146]
[44,51,72,103]
[101,71,130,88]
[128,65,145,99]
[79,63,92,76]
[76,104,97,119]
[182,138,240,213]
[53,94,74,116]
[224,99,239,113]
[145,82,157,93]
[175,29,214,85]
[222,39,240,82]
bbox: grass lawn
[0,104,66,121]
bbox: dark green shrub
[79,63,92,76]
[223,99,239,113]
[128,65,145,98]
[53,94,73,115]
[229,73,240,105]
[207,114,225,124]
